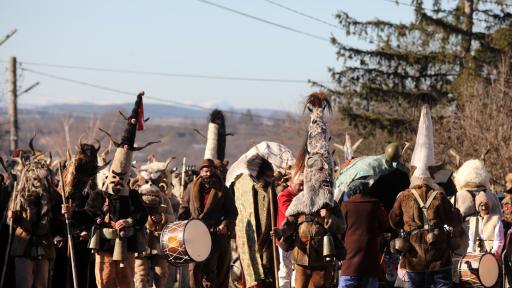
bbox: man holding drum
[178,158,238,288]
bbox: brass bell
[112,237,127,262]
[323,234,335,261]
[88,228,101,250]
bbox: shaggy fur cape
[286,92,334,216]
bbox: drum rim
[477,252,499,288]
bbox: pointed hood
[204,109,226,161]
[286,92,334,216]
[99,92,159,195]
[410,105,436,187]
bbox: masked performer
[8,150,64,288]
[275,92,346,288]
[233,159,278,287]
[133,157,176,288]
[51,139,105,288]
[389,105,463,288]
[62,92,156,288]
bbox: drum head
[184,219,212,262]
[479,253,499,287]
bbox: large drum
[458,253,500,287]
[160,219,212,266]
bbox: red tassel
[137,97,144,131]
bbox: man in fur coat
[178,158,238,288]
[233,159,279,287]
[62,92,153,288]
[274,92,346,288]
[389,105,462,287]
[133,157,176,288]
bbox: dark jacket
[71,188,148,253]
[341,194,388,277]
[389,184,463,272]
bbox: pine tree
[321,0,512,134]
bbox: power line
[194,0,330,42]
[261,0,340,30]
[21,67,293,122]
[15,60,327,84]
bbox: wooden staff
[58,163,78,288]
[268,185,279,288]
[180,157,186,200]
[0,182,17,287]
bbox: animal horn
[97,159,112,172]
[401,142,411,157]
[94,139,101,153]
[480,147,492,161]
[333,143,346,152]
[98,128,120,147]
[47,152,53,167]
[0,156,7,173]
[448,148,461,168]
[132,140,161,152]
[352,138,364,152]
[165,156,176,170]
[29,134,37,155]
[66,147,72,162]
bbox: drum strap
[411,189,438,230]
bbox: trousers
[95,251,135,288]
[15,257,49,288]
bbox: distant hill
[19,102,293,120]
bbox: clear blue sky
[0,0,414,113]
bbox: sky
[0,0,414,113]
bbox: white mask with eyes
[105,148,133,196]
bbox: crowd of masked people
[1,92,512,288]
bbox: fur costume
[278,92,345,288]
[286,93,335,217]
[133,157,176,288]
[9,156,64,288]
[389,105,463,274]
[452,159,501,217]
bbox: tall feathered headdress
[99,91,160,195]
[286,92,335,216]
[410,105,436,186]
[204,109,227,161]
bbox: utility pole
[9,56,17,152]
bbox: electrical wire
[15,60,327,84]
[194,0,330,42]
[261,0,340,30]
[21,67,295,122]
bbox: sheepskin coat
[389,184,463,272]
